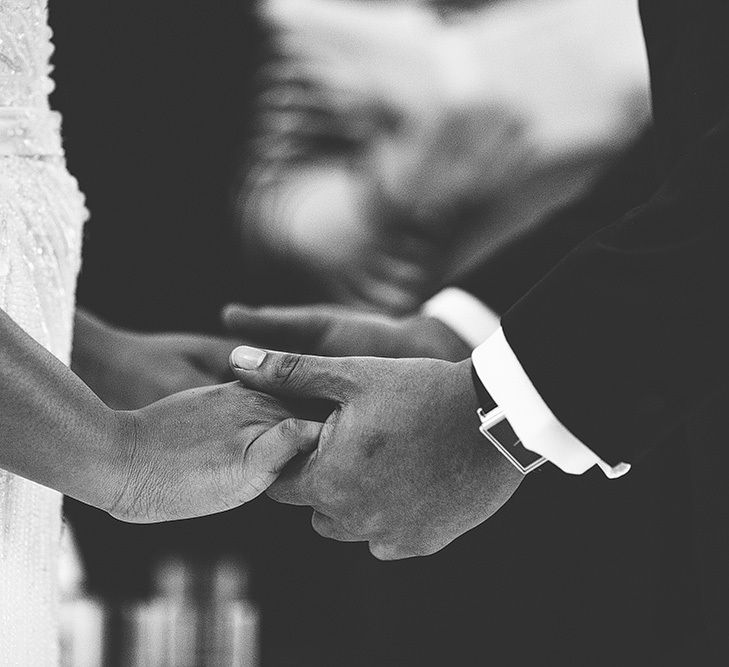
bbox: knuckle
[248,390,274,412]
[273,354,304,389]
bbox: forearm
[0,307,122,507]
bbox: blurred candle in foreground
[60,598,106,667]
[204,559,260,667]
[59,523,107,666]
[120,556,259,667]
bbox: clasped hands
[93,305,521,560]
[222,304,523,560]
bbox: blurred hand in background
[238,0,533,315]
[237,0,649,315]
[223,302,472,361]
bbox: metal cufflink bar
[477,407,547,475]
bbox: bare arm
[0,307,122,510]
[0,307,321,523]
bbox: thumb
[230,346,356,402]
[222,304,336,353]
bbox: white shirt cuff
[423,288,500,348]
[423,289,629,479]
[473,328,630,478]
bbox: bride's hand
[105,382,321,523]
[72,310,239,410]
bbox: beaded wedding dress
[0,0,87,661]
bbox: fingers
[333,271,425,316]
[229,347,356,402]
[265,418,321,472]
[310,510,449,557]
[311,512,362,542]
[369,543,415,562]
[242,418,322,499]
[369,538,450,562]
[266,472,315,507]
[266,447,323,507]
[222,304,338,353]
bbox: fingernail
[231,346,267,370]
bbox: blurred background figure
[50,0,655,664]
[239,0,650,313]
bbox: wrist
[454,360,523,481]
[97,408,141,519]
[52,401,135,515]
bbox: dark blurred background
[50,2,671,666]
[50,4,399,664]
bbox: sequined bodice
[0,0,87,663]
[0,0,55,104]
[0,0,62,156]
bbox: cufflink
[477,407,547,475]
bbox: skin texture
[0,307,319,524]
[222,303,472,361]
[230,347,523,560]
[111,384,321,523]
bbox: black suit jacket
[463,0,729,465]
[459,0,729,656]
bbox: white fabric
[474,328,630,478]
[423,287,500,348]
[424,289,630,478]
[0,0,87,662]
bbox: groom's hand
[229,346,523,560]
[223,304,470,362]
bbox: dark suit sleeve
[456,130,658,315]
[498,108,729,465]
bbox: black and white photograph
[1,0,727,664]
